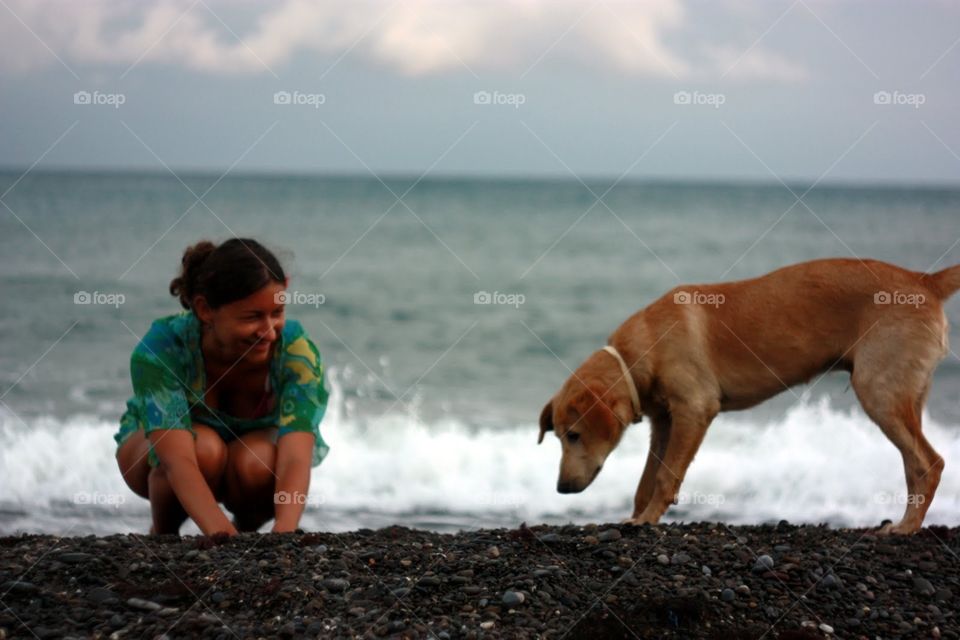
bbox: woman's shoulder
[278,318,322,366]
[132,310,198,364]
[283,318,309,344]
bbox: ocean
[1,170,959,536]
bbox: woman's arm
[271,320,331,532]
[272,431,315,532]
[149,429,238,536]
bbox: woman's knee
[227,439,276,493]
[192,424,228,485]
[116,431,151,499]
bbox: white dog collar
[602,345,642,422]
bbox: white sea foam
[2,377,959,535]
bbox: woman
[115,238,330,536]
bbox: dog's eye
[566,432,580,444]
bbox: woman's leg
[116,430,151,499]
[138,425,228,534]
[223,429,277,532]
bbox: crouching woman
[114,238,330,536]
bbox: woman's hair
[169,238,286,311]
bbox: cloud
[0,0,806,81]
[707,44,810,82]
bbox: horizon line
[1,165,959,191]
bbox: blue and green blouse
[116,310,330,467]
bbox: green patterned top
[116,310,330,467]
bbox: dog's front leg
[624,404,714,525]
[627,414,670,521]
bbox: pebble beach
[2,521,957,639]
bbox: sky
[1,0,959,185]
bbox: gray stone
[914,577,936,596]
[59,552,94,564]
[322,578,350,593]
[86,587,118,605]
[126,597,162,612]
[753,554,774,572]
[818,574,839,590]
[597,529,622,543]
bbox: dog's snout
[557,479,581,494]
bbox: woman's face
[198,279,287,364]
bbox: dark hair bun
[169,240,217,310]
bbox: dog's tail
[924,264,960,300]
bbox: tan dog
[538,258,960,534]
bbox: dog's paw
[876,521,919,536]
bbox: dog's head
[538,351,641,493]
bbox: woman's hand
[149,429,236,537]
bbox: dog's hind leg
[852,346,945,534]
[629,412,670,520]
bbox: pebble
[502,590,525,607]
[322,578,350,593]
[597,529,622,543]
[58,552,94,564]
[721,588,736,602]
[819,623,834,634]
[2,580,38,594]
[86,587,119,605]
[753,554,774,572]
[914,577,936,596]
[126,597,162,612]
[818,574,839,590]
[656,554,670,565]
[671,552,691,565]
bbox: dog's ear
[538,400,554,444]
